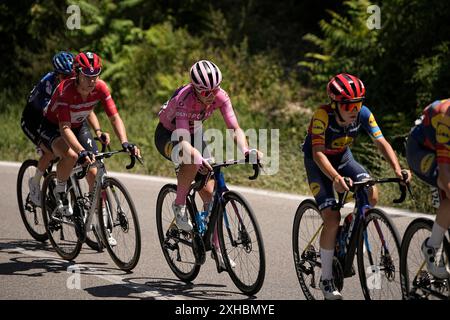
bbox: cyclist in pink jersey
[40,52,141,225]
[155,60,262,270]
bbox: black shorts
[21,103,44,146]
[304,148,371,211]
[154,122,210,163]
[406,132,438,187]
[39,119,98,154]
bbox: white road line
[0,242,186,300]
[1,161,433,220]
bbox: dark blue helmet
[52,51,74,76]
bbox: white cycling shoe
[28,177,41,207]
[172,203,193,232]
[319,278,343,300]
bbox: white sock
[55,180,67,194]
[320,248,335,280]
[428,222,446,249]
[33,169,44,183]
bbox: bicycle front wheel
[357,208,402,300]
[41,172,82,260]
[218,191,266,296]
[156,184,200,282]
[17,159,48,242]
[97,177,141,271]
[400,218,449,300]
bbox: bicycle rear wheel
[218,191,265,296]
[97,177,141,271]
[357,208,402,300]
[16,159,48,242]
[156,184,200,282]
[292,199,324,300]
[41,172,82,260]
[400,218,449,300]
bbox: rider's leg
[36,144,54,174]
[320,207,341,279]
[368,185,378,207]
[428,197,450,247]
[199,179,214,209]
[51,137,77,189]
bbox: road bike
[156,155,265,295]
[41,148,142,271]
[293,173,410,300]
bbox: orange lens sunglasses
[339,101,363,112]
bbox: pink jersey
[44,78,118,128]
[158,84,239,133]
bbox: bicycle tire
[292,199,324,300]
[156,184,200,282]
[218,191,266,296]
[16,159,48,242]
[399,218,449,300]
[97,177,141,271]
[356,208,402,300]
[41,172,82,260]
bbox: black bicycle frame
[187,167,229,252]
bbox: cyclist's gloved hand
[333,175,351,193]
[397,169,412,184]
[99,132,110,145]
[198,157,214,175]
[77,150,95,166]
[122,142,142,159]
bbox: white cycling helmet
[189,60,222,91]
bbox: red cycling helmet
[74,52,102,76]
[327,73,365,103]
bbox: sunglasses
[195,87,220,98]
[339,101,363,112]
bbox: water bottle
[195,210,209,235]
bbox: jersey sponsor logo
[70,109,91,124]
[436,122,450,144]
[331,136,353,149]
[309,182,321,196]
[431,113,445,129]
[420,153,435,174]
[311,119,326,135]
[368,113,378,128]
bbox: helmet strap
[332,101,345,123]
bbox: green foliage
[300,0,378,85]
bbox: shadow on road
[0,239,113,277]
[84,276,256,300]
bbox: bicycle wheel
[218,191,266,296]
[16,159,48,242]
[41,172,82,260]
[156,184,200,282]
[292,199,324,300]
[97,177,141,271]
[400,218,449,300]
[357,208,402,300]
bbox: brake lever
[249,162,260,180]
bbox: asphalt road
[0,161,433,300]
